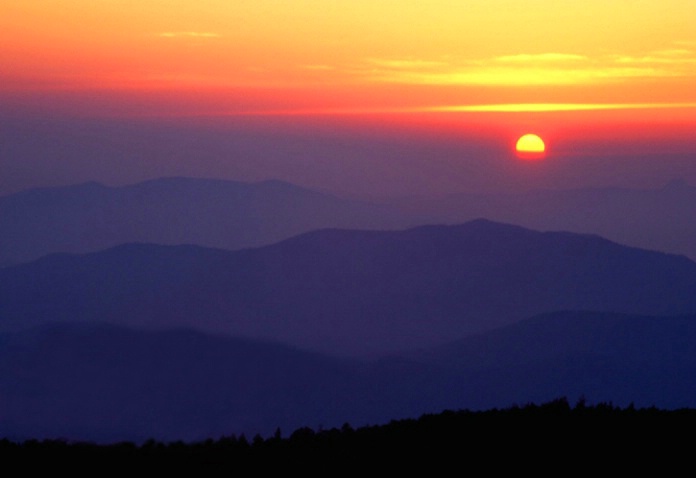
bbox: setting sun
[516,134,546,159]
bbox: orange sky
[2,0,696,120]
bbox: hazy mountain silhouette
[3,176,695,269]
[2,219,696,357]
[0,323,361,443]
[388,178,696,260]
[0,177,411,267]
[399,310,696,412]
[1,311,695,444]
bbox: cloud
[301,65,335,71]
[614,51,696,65]
[364,58,448,70]
[650,49,694,57]
[366,65,665,86]
[494,53,588,62]
[359,50,695,86]
[608,49,696,83]
[158,32,221,38]
[432,103,696,112]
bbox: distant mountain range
[2,219,696,357]
[0,177,412,267]
[2,178,696,444]
[2,176,696,268]
[388,178,696,261]
[2,311,695,444]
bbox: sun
[515,133,546,159]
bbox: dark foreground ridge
[2,398,694,472]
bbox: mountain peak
[662,178,692,191]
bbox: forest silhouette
[2,398,692,472]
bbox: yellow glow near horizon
[1,0,695,113]
[433,103,696,113]
[363,52,695,87]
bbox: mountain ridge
[2,218,696,357]
[2,310,696,444]
[4,176,696,269]
[0,176,413,267]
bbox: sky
[1,0,696,197]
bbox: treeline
[2,398,694,471]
